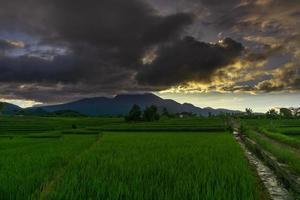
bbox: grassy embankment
[242,119,300,174]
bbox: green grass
[0,116,122,135]
[258,128,300,149]
[0,134,98,199]
[99,118,226,131]
[0,116,227,134]
[242,119,300,175]
[277,127,300,136]
[242,119,300,129]
[46,132,261,200]
[244,129,300,174]
[291,135,300,140]
[242,118,300,148]
[0,116,265,199]
[61,129,99,135]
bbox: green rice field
[0,135,98,199]
[46,132,260,200]
[0,116,266,199]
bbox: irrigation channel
[231,125,293,200]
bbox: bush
[143,105,160,122]
[71,124,77,129]
[125,104,142,122]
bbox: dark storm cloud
[0,0,193,66]
[49,0,193,67]
[137,37,244,86]
[0,0,298,103]
[0,55,89,83]
[0,0,195,102]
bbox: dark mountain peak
[0,102,22,114]
[114,93,161,100]
[74,96,110,103]
[0,102,21,109]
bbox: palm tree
[245,108,253,116]
[266,109,278,119]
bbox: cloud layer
[0,0,299,102]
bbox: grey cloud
[0,0,299,103]
[137,37,244,87]
[0,0,194,101]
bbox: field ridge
[256,130,300,155]
[34,133,103,200]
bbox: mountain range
[1,93,241,116]
[0,102,22,115]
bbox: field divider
[33,133,103,200]
[98,128,227,132]
[228,119,293,200]
[238,139,289,200]
[239,132,300,199]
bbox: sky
[0,0,299,112]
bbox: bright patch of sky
[0,98,42,108]
[156,92,300,113]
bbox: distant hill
[0,102,22,115]
[31,93,241,116]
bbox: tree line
[125,104,160,122]
[243,107,300,119]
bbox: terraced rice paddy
[0,116,265,199]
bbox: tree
[290,107,300,117]
[162,107,169,117]
[143,105,160,121]
[208,112,212,118]
[245,108,253,117]
[279,108,293,118]
[125,104,142,122]
[0,102,5,115]
[266,109,279,119]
